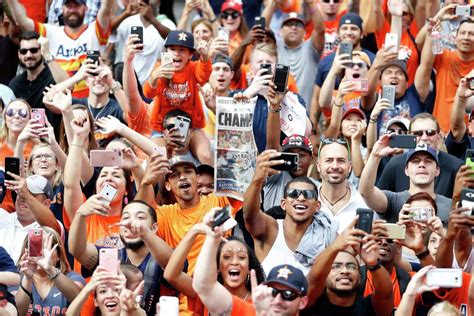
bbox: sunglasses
[6,108,28,118]
[284,21,305,28]
[318,137,351,159]
[271,288,300,301]
[412,130,438,137]
[346,62,366,68]
[19,47,40,55]
[286,189,317,200]
[386,128,407,135]
[221,11,240,19]
[322,0,340,3]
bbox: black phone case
[5,157,20,181]
[254,17,265,29]
[86,50,100,64]
[461,188,474,215]
[270,153,299,171]
[356,208,373,234]
[213,206,230,228]
[260,64,272,77]
[274,64,289,93]
[389,135,416,148]
[131,26,143,45]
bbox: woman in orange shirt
[219,1,248,57]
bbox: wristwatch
[366,260,382,271]
[110,81,122,93]
[48,267,61,280]
[416,248,431,260]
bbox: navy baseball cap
[164,30,195,52]
[281,12,305,27]
[63,0,87,5]
[339,13,363,30]
[264,265,308,295]
[405,144,439,166]
[212,53,233,70]
[381,59,409,81]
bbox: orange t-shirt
[363,266,402,308]
[322,91,363,119]
[305,11,347,60]
[127,101,153,138]
[230,65,299,93]
[375,20,419,87]
[143,59,212,132]
[433,50,474,133]
[229,32,243,59]
[19,0,47,22]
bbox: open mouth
[178,182,191,190]
[389,80,399,86]
[293,204,308,213]
[104,301,119,311]
[336,276,352,284]
[379,247,390,255]
[352,73,360,79]
[228,269,241,281]
[217,78,226,83]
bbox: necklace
[242,292,250,301]
[320,186,349,210]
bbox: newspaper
[214,96,257,200]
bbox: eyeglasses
[346,62,366,68]
[412,130,438,137]
[331,262,358,271]
[386,128,407,135]
[31,153,55,161]
[284,21,305,28]
[322,0,341,3]
[221,11,240,19]
[19,47,40,55]
[5,108,28,118]
[318,137,351,159]
[270,288,300,301]
[286,189,317,200]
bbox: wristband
[209,17,217,23]
[416,248,431,260]
[333,100,343,108]
[369,118,377,124]
[268,106,281,113]
[48,268,61,280]
[366,259,382,271]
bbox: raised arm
[96,0,115,30]
[324,78,352,138]
[231,25,266,84]
[306,1,325,53]
[265,88,284,150]
[135,154,170,206]
[388,0,403,47]
[319,53,348,110]
[366,99,392,151]
[350,120,367,178]
[39,37,70,86]
[138,2,170,39]
[123,35,145,116]
[5,0,34,31]
[450,72,474,141]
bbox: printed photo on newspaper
[214,96,257,200]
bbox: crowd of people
[0,0,473,315]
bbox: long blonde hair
[27,143,63,188]
[427,301,459,316]
[0,99,31,144]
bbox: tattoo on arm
[216,302,233,316]
[84,254,98,270]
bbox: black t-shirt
[302,292,377,316]
[0,36,19,85]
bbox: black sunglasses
[412,130,438,137]
[346,62,367,68]
[322,0,341,2]
[318,137,351,159]
[19,47,40,55]
[221,11,240,19]
[286,189,317,200]
[271,288,300,301]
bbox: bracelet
[110,81,122,93]
[416,248,431,260]
[369,118,377,124]
[48,268,61,280]
[366,259,382,271]
[333,100,343,108]
[209,17,217,23]
[20,282,34,304]
[268,106,281,113]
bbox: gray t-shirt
[382,190,452,223]
[277,39,321,108]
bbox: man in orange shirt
[416,14,474,133]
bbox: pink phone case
[90,150,123,167]
[28,228,43,257]
[31,109,46,126]
[99,248,118,274]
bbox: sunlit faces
[319,0,341,19]
[165,165,198,202]
[85,75,109,95]
[94,285,121,315]
[317,142,352,185]
[344,56,368,80]
[341,112,364,138]
[380,65,407,98]
[338,24,362,47]
[269,283,307,315]
[455,21,474,54]
[96,167,128,204]
[166,45,193,71]
[30,145,59,180]
[119,203,155,249]
[18,39,43,71]
[4,101,30,134]
[209,62,234,92]
[377,238,398,263]
[326,251,360,296]
[410,118,441,148]
[249,49,277,78]
[62,1,86,28]
[219,240,250,289]
[193,22,213,43]
[197,173,214,196]
[221,10,242,33]
[281,181,320,224]
[281,20,305,47]
[404,153,439,186]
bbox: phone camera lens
[179,123,184,128]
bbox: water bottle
[431,31,443,55]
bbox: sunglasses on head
[412,130,438,137]
[318,137,351,159]
[386,128,407,135]
[322,0,341,3]
[286,189,317,200]
[221,11,240,19]
[271,288,300,301]
[6,108,28,118]
[19,47,40,55]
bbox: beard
[19,58,43,71]
[329,287,358,297]
[64,13,85,28]
[120,236,145,250]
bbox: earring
[124,197,129,205]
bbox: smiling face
[455,21,474,55]
[166,45,193,71]
[18,38,43,71]
[268,283,307,315]
[281,181,320,225]
[380,65,407,98]
[221,10,241,33]
[326,252,359,297]
[62,1,87,28]
[338,24,362,48]
[378,238,399,263]
[86,75,109,95]
[165,165,198,203]
[317,142,351,185]
[281,19,306,47]
[218,240,250,290]
[5,101,30,134]
[119,202,155,249]
[209,62,234,93]
[95,167,127,205]
[193,22,213,43]
[30,145,58,181]
[94,285,121,315]
[405,153,439,186]
[341,113,364,138]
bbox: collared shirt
[47,0,100,25]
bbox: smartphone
[254,16,266,29]
[260,63,272,77]
[384,33,399,53]
[349,78,368,92]
[176,116,191,140]
[131,26,144,46]
[28,228,43,258]
[469,77,474,91]
[461,188,474,216]
[99,184,118,207]
[217,27,229,42]
[161,51,173,71]
[455,5,471,16]
[380,223,406,240]
[339,42,353,58]
[31,108,46,126]
[212,205,237,231]
[86,50,100,65]
[99,248,118,275]
[274,64,290,93]
[4,157,20,182]
[270,152,299,172]
[153,146,167,159]
[409,207,433,222]
[426,269,462,288]
[90,150,123,167]
[159,296,179,316]
[356,208,374,234]
[389,134,416,148]
[382,85,396,107]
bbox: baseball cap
[26,175,53,199]
[197,164,215,175]
[338,13,363,30]
[164,30,195,52]
[281,135,313,154]
[264,264,308,295]
[405,143,439,166]
[63,0,87,5]
[212,53,233,70]
[386,117,410,131]
[168,155,197,171]
[281,12,305,27]
[381,59,408,81]
[221,1,243,15]
[342,107,366,121]
[352,51,371,67]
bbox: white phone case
[384,33,399,53]
[100,184,118,205]
[426,269,462,288]
[159,296,179,316]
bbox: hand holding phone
[382,85,396,107]
[131,26,144,48]
[349,79,368,92]
[99,248,118,275]
[212,206,237,231]
[28,228,43,258]
[426,268,462,288]
[339,42,353,59]
[389,134,416,148]
[356,208,374,234]
[460,188,474,216]
[384,33,399,53]
[4,157,20,182]
[254,16,266,29]
[31,108,46,126]
[274,64,289,93]
[100,184,118,207]
[270,152,299,171]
